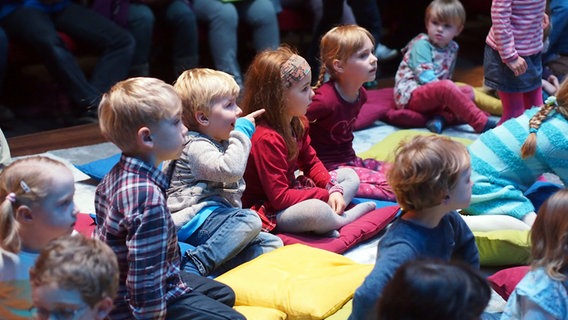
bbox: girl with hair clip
[306,25,395,201]
[502,189,568,319]
[377,258,491,320]
[462,77,568,231]
[0,156,78,319]
[241,46,376,237]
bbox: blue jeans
[0,3,134,110]
[128,0,198,76]
[181,206,283,276]
[0,28,7,97]
[192,0,279,86]
[544,0,568,62]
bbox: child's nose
[236,106,243,117]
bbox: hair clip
[545,96,557,106]
[5,192,16,204]
[20,180,31,193]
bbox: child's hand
[328,192,347,215]
[506,57,527,77]
[243,109,265,127]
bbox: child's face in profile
[426,16,463,48]
[447,165,472,210]
[202,95,242,141]
[341,36,378,85]
[32,283,109,320]
[284,71,314,119]
[29,166,77,249]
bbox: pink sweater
[485,0,546,63]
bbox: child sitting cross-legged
[350,135,480,320]
[165,68,283,277]
[94,77,245,319]
[29,235,119,320]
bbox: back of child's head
[242,45,310,159]
[425,0,466,27]
[174,68,240,131]
[522,77,568,158]
[388,135,470,211]
[29,234,119,308]
[530,189,568,280]
[0,156,69,254]
[378,258,491,320]
[98,77,182,153]
[315,25,375,87]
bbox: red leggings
[497,87,543,125]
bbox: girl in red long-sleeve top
[241,46,376,235]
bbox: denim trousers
[0,28,6,96]
[128,0,198,76]
[181,206,283,276]
[0,3,134,110]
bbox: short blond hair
[388,135,470,211]
[30,235,119,308]
[174,68,240,131]
[98,77,182,152]
[425,0,466,27]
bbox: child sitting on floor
[390,0,496,134]
[29,234,118,320]
[0,156,78,319]
[94,77,245,319]
[165,68,282,277]
[241,46,376,236]
[350,135,479,320]
[307,25,395,201]
[501,189,568,319]
[462,78,568,231]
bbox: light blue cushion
[75,153,120,181]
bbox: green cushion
[474,230,531,267]
[357,129,473,162]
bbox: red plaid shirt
[94,155,190,319]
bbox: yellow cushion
[474,230,531,267]
[325,300,352,320]
[455,82,503,116]
[216,244,373,320]
[357,129,473,162]
[234,306,287,320]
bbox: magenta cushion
[487,265,530,301]
[354,88,396,130]
[276,204,399,254]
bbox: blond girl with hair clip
[502,189,568,319]
[306,25,395,201]
[241,46,376,237]
[462,77,568,231]
[0,156,78,319]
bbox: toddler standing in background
[501,189,568,319]
[0,156,78,319]
[165,68,282,277]
[29,235,119,320]
[392,0,496,134]
[484,0,547,124]
[350,135,479,320]
[307,25,395,201]
[241,46,376,236]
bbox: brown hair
[241,46,307,159]
[387,135,470,211]
[174,68,240,131]
[530,189,568,281]
[425,0,466,27]
[30,234,119,307]
[521,77,568,158]
[98,77,182,153]
[314,25,375,88]
[0,156,69,253]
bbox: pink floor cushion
[354,88,396,130]
[276,202,399,254]
[75,213,96,237]
[487,265,530,301]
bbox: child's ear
[15,205,33,224]
[94,297,114,320]
[137,127,153,147]
[332,59,345,74]
[456,24,464,36]
[195,111,209,126]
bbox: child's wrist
[234,118,255,138]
